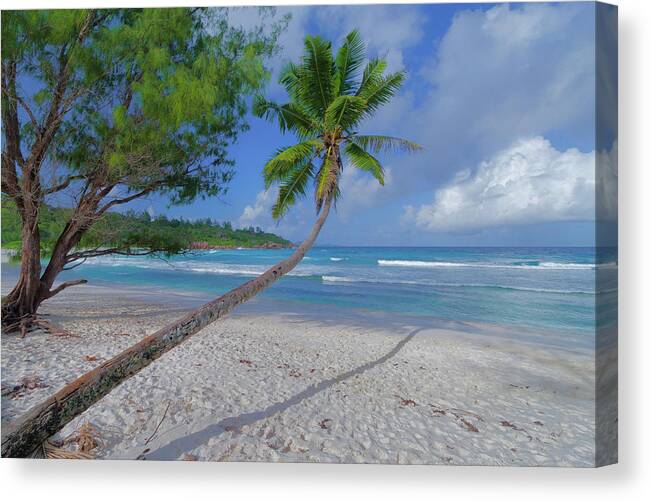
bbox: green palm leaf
[253,95,320,138]
[344,142,385,185]
[334,29,365,96]
[272,158,315,219]
[279,62,302,101]
[356,58,387,97]
[351,135,423,154]
[263,140,320,188]
[359,71,405,117]
[324,95,367,131]
[314,148,339,212]
[300,35,335,116]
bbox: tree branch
[14,91,40,133]
[1,59,25,210]
[25,10,97,172]
[65,246,174,263]
[43,174,88,195]
[61,257,87,271]
[96,188,151,216]
[46,279,88,299]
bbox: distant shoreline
[188,241,295,250]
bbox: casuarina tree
[1,7,281,334]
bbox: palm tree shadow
[140,327,425,460]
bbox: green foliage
[1,199,292,255]
[2,7,284,204]
[253,30,421,219]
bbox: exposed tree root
[2,314,78,339]
[35,423,102,459]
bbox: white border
[1,1,649,500]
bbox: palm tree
[254,30,421,224]
[1,31,421,457]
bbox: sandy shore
[1,283,596,465]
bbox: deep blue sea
[15,246,616,336]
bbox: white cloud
[238,187,311,241]
[238,188,275,228]
[368,2,596,198]
[315,5,425,72]
[424,3,594,149]
[336,166,394,220]
[403,137,597,232]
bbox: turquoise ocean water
[3,247,616,338]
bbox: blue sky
[127,2,616,246]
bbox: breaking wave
[377,259,612,270]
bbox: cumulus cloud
[424,3,595,151]
[403,137,597,232]
[336,166,394,220]
[238,188,276,228]
[315,4,425,72]
[368,2,596,196]
[238,187,310,240]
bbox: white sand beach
[1,283,596,466]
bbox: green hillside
[1,199,292,256]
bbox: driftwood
[1,200,331,458]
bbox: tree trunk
[1,220,83,334]
[1,207,46,332]
[1,11,97,333]
[2,195,102,333]
[1,198,332,458]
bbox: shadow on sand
[139,327,425,460]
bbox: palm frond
[334,29,365,96]
[272,158,315,219]
[358,71,405,117]
[300,35,335,116]
[344,142,385,185]
[324,95,367,132]
[356,58,387,97]
[253,95,321,138]
[279,62,302,101]
[263,140,320,188]
[350,135,422,154]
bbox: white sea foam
[321,275,594,294]
[377,259,606,270]
[378,260,473,268]
[86,256,319,277]
[538,262,594,270]
[186,266,261,276]
[330,257,344,261]
[184,264,316,277]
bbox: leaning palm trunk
[2,29,420,459]
[1,199,332,458]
